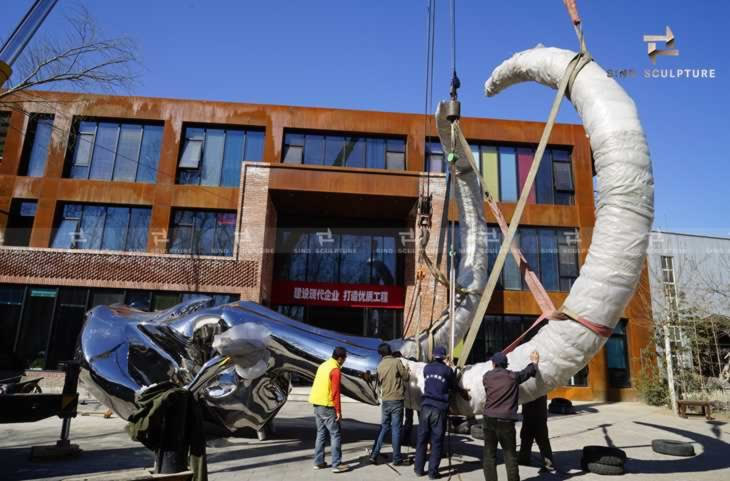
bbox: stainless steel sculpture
[78,45,653,433]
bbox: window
[283,132,405,170]
[466,314,547,364]
[67,120,163,183]
[274,224,402,285]
[426,140,575,205]
[606,319,631,387]
[0,285,238,370]
[20,115,53,176]
[177,126,263,187]
[50,203,151,252]
[3,199,36,247]
[0,111,10,161]
[567,366,589,386]
[169,209,236,256]
[486,225,579,292]
[0,285,24,368]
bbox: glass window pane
[126,208,150,251]
[201,129,225,186]
[16,290,56,368]
[386,139,405,153]
[340,233,371,284]
[101,207,129,251]
[324,136,345,166]
[137,125,162,183]
[535,151,554,204]
[427,153,444,173]
[215,212,235,256]
[366,138,386,169]
[80,205,106,250]
[51,219,77,249]
[551,149,571,161]
[517,148,536,203]
[244,130,264,161]
[486,227,503,289]
[221,130,245,187]
[538,229,559,291]
[289,232,309,281]
[558,231,579,277]
[344,137,365,168]
[113,125,143,181]
[26,118,53,176]
[307,231,338,282]
[503,233,521,290]
[386,151,405,170]
[304,135,324,165]
[90,290,125,308]
[520,228,539,277]
[0,288,23,358]
[193,211,216,255]
[152,292,180,311]
[499,147,518,202]
[89,123,119,180]
[553,161,574,191]
[169,225,192,254]
[126,291,151,311]
[285,133,304,147]
[180,139,203,169]
[73,122,97,169]
[283,144,303,164]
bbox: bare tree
[0,5,138,108]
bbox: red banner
[272,281,405,309]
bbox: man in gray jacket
[369,343,410,465]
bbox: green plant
[635,346,669,406]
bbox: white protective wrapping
[406,46,654,413]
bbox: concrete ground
[2,398,728,481]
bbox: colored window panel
[498,147,518,202]
[481,146,499,201]
[517,148,537,204]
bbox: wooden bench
[677,400,713,420]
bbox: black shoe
[313,463,327,470]
[414,469,426,477]
[428,474,440,480]
[393,458,412,466]
[368,456,378,465]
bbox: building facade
[0,91,651,400]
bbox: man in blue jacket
[414,346,468,479]
[482,350,540,481]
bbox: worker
[309,346,351,473]
[482,351,540,481]
[369,343,411,465]
[518,395,555,471]
[414,346,469,479]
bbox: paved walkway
[2,400,728,480]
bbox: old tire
[651,439,695,457]
[551,397,572,406]
[582,446,626,466]
[586,461,625,475]
[549,403,575,415]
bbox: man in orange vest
[309,346,351,473]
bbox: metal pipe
[0,0,59,66]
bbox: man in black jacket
[518,395,554,471]
[482,350,539,481]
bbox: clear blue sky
[3,1,728,235]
